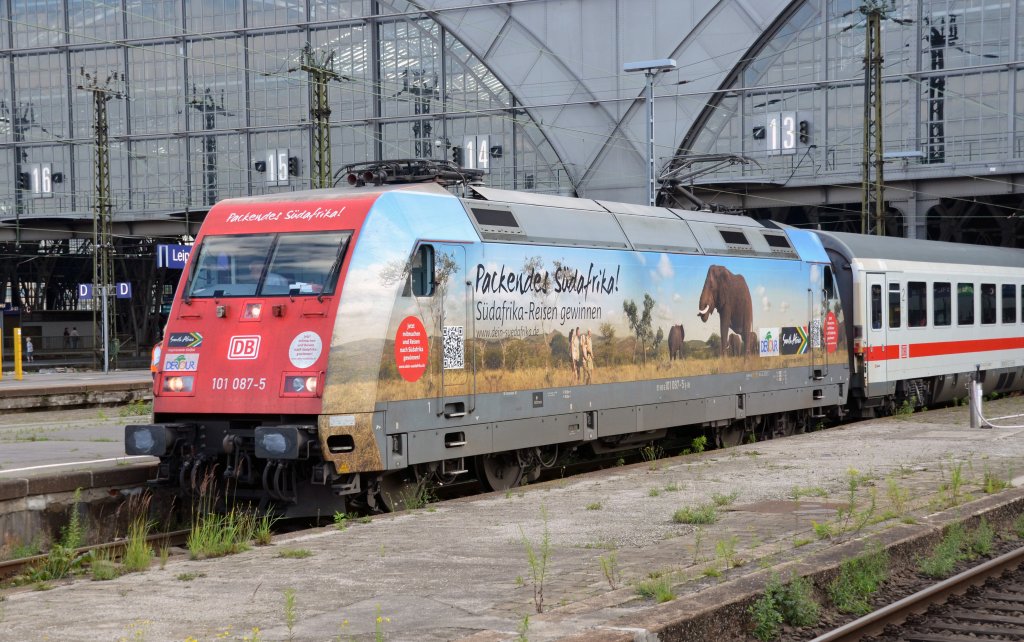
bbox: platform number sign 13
[767,112,797,156]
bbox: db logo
[228,335,261,360]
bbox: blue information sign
[78,284,93,300]
[157,244,192,269]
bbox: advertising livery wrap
[317,194,845,411]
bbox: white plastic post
[969,376,989,429]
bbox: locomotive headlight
[254,425,314,460]
[243,303,262,319]
[162,375,194,393]
[283,375,320,396]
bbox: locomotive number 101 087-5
[211,376,268,391]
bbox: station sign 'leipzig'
[156,244,192,269]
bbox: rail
[810,544,1024,642]
[0,529,190,583]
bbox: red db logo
[228,335,261,360]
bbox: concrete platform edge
[0,463,158,501]
[486,488,1024,642]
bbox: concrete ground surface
[0,370,153,475]
[2,396,1024,641]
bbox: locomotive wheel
[477,453,524,492]
[717,424,749,449]
[378,474,426,512]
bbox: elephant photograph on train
[697,265,756,357]
[667,324,686,360]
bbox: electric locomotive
[125,177,1020,516]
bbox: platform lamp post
[624,58,677,206]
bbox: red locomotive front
[127,194,375,510]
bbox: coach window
[888,283,901,329]
[981,284,996,324]
[411,244,435,297]
[1002,284,1017,324]
[908,281,927,327]
[934,282,951,326]
[871,284,882,329]
[957,283,975,325]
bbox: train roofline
[208,182,454,208]
[813,229,1024,268]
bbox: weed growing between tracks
[919,524,968,577]
[828,542,889,615]
[118,399,153,417]
[30,488,86,582]
[121,493,155,573]
[187,475,278,560]
[749,573,820,641]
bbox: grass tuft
[749,573,820,641]
[278,548,313,559]
[672,504,717,525]
[919,524,967,578]
[828,543,889,615]
[635,574,675,602]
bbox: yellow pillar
[14,327,22,380]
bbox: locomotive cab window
[981,283,996,325]
[411,244,435,297]
[1004,285,1017,324]
[186,231,351,298]
[888,283,901,329]
[934,282,951,326]
[823,266,836,301]
[957,283,975,325]
[908,281,927,327]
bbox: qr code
[442,325,464,370]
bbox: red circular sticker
[825,311,839,354]
[395,316,429,382]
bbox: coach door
[864,272,887,385]
[809,263,827,380]
[434,243,475,417]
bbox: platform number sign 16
[767,112,797,156]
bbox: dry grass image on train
[361,331,843,402]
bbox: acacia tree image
[623,294,656,365]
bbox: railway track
[0,529,189,583]
[812,544,1024,642]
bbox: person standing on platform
[25,337,34,363]
[70,327,79,349]
[63,327,70,349]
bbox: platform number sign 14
[767,112,797,156]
